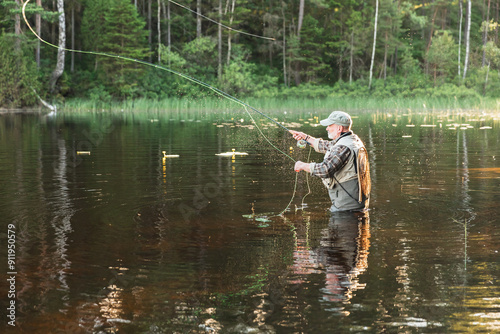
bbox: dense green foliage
[1,0,500,108]
[0,34,40,108]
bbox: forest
[1,0,500,109]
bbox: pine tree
[100,0,150,97]
[427,31,457,85]
[81,0,107,71]
[299,14,328,83]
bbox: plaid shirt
[310,132,352,178]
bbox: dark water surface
[1,109,499,333]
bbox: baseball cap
[319,111,352,127]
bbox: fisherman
[290,111,371,212]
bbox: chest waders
[324,134,371,212]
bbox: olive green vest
[320,133,370,211]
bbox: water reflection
[455,129,476,272]
[99,284,124,320]
[291,211,370,306]
[1,110,499,332]
[51,139,74,294]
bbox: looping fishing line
[243,106,312,218]
[300,147,313,208]
[168,0,275,41]
[22,0,308,218]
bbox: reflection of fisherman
[319,212,370,302]
[291,212,370,303]
[290,111,371,212]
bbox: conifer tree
[81,0,107,71]
[299,14,328,82]
[100,0,150,97]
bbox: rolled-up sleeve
[309,145,351,178]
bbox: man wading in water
[290,111,371,212]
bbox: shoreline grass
[60,96,500,114]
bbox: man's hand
[294,161,311,173]
[289,130,307,141]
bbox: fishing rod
[22,0,312,216]
[21,0,290,134]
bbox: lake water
[0,108,499,333]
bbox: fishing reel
[297,139,308,149]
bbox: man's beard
[328,131,335,139]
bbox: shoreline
[0,108,43,114]
[2,96,500,113]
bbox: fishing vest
[321,133,371,207]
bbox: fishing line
[300,146,313,209]
[242,105,295,162]
[22,0,304,216]
[168,0,275,41]
[21,0,284,132]
[242,105,298,217]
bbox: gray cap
[319,111,352,127]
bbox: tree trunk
[49,0,66,93]
[433,64,437,86]
[349,31,354,84]
[383,31,388,81]
[197,0,202,38]
[71,6,75,72]
[463,0,471,81]
[297,0,304,38]
[295,0,305,86]
[14,0,22,50]
[167,0,171,52]
[425,5,439,75]
[158,0,161,63]
[148,0,152,62]
[482,0,491,66]
[495,0,499,44]
[393,47,398,75]
[338,51,344,82]
[218,0,223,79]
[426,2,438,53]
[458,0,463,78]
[226,0,235,65]
[441,7,447,30]
[369,0,378,90]
[484,60,490,95]
[36,0,42,68]
[51,0,56,43]
[282,1,287,87]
